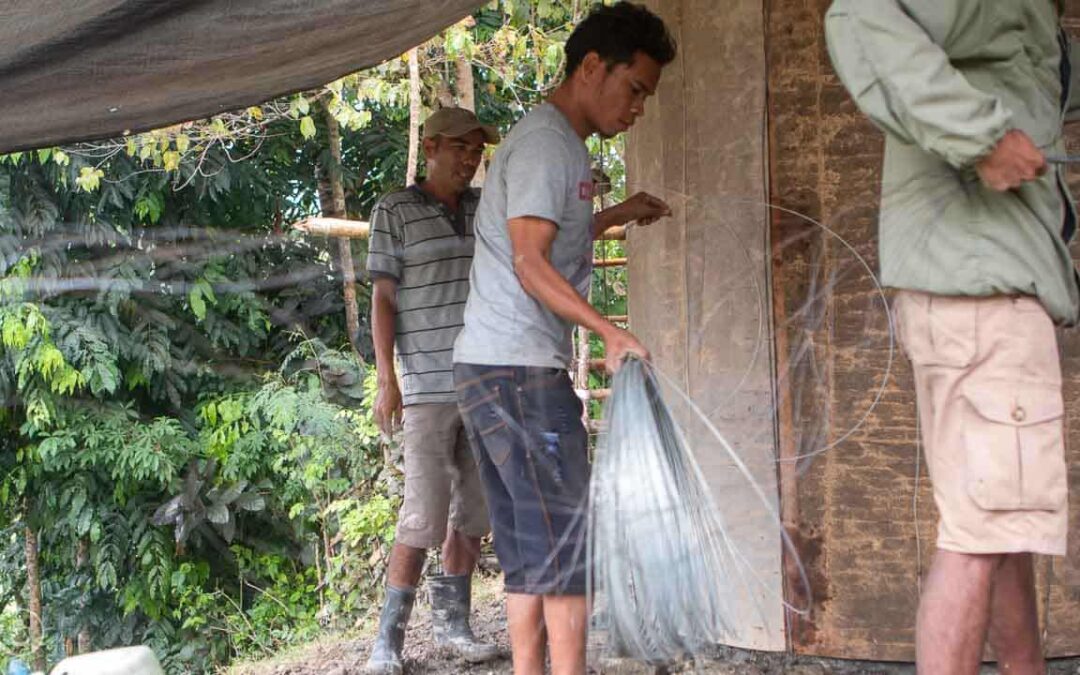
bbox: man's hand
[601,326,650,374]
[604,191,672,227]
[619,191,672,226]
[374,379,403,436]
[975,130,1047,192]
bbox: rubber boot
[428,574,499,663]
[364,585,415,674]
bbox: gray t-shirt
[453,103,594,369]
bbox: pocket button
[1012,406,1026,423]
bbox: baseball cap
[422,106,500,144]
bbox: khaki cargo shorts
[395,402,490,549]
[893,291,1068,556]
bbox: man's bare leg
[543,594,587,675]
[987,553,1045,675]
[387,542,426,589]
[442,528,483,576]
[507,593,546,675]
[916,550,997,675]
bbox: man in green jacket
[826,2,1079,674]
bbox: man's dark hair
[564,2,677,79]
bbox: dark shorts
[454,363,590,595]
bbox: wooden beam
[593,257,627,268]
[599,225,626,240]
[293,217,370,239]
[586,419,607,435]
[576,387,611,401]
[293,220,625,243]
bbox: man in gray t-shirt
[453,3,677,673]
[453,102,596,368]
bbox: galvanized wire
[588,356,802,663]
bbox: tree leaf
[206,502,229,525]
[151,495,184,526]
[219,516,236,543]
[75,167,104,193]
[162,151,181,172]
[215,480,248,506]
[299,115,317,140]
[233,492,265,512]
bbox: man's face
[583,51,662,138]
[424,129,487,191]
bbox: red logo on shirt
[578,181,595,201]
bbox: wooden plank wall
[626,0,787,652]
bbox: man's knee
[937,549,1004,570]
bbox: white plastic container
[49,646,164,675]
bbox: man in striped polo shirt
[364,107,500,675]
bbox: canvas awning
[0,0,485,153]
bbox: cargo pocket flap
[961,380,1066,512]
[961,380,1063,427]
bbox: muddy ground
[227,573,1080,675]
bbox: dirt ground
[227,573,1080,675]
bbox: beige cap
[423,106,500,144]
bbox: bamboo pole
[293,217,370,239]
[599,225,627,241]
[576,387,611,401]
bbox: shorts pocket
[532,431,565,490]
[962,380,1067,511]
[478,424,515,467]
[460,385,518,466]
[894,292,977,368]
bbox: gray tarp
[0,0,485,153]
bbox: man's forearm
[514,253,614,339]
[371,291,398,384]
[592,204,625,239]
[592,207,615,240]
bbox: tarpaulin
[0,0,485,153]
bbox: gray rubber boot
[364,585,415,674]
[428,574,499,663]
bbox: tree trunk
[454,58,486,187]
[25,525,45,672]
[434,74,454,109]
[407,47,422,187]
[454,58,476,112]
[76,538,91,653]
[319,103,364,360]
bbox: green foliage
[0,2,618,672]
[0,101,379,672]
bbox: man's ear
[422,136,439,160]
[577,51,605,86]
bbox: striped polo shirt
[366,185,478,405]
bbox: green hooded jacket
[825,0,1080,324]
